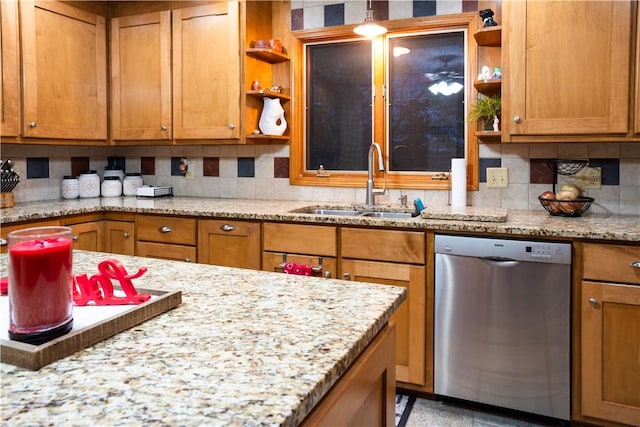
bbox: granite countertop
[1,197,639,242]
[0,251,406,426]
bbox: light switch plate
[487,167,508,188]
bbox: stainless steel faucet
[366,142,386,206]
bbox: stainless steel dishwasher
[434,234,571,420]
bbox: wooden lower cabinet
[262,223,338,278]
[104,220,135,255]
[63,217,104,252]
[300,322,396,427]
[135,215,196,262]
[341,227,427,387]
[0,219,61,253]
[198,219,261,269]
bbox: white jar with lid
[61,176,79,199]
[78,170,100,198]
[123,173,143,196]
[103,166,125,182]
[101,176,122,197]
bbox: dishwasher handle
[482,256,517,262]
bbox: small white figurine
[492,116,500,132]
[477,65,491,81]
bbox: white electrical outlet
[487,167,508,188]
[574,166,601,189]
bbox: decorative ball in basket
[538,184,593,217]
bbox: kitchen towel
[451,158,467,208]
[283,263,313,276]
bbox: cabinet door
[635,9,640,136]
[104,220,134,255]
[198,219,260,269]
[341,259,426,386]
[20,1,107,140]
[172,3,240,140]
[503,1,631,140]
[1,0,20,137]
[110,11,171,141]
[581,281,640,426]
[69,221,104,252]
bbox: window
[290,15,478,190]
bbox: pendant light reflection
[393,47,410,57]
[428,80,464,96]
[354,1,387,38]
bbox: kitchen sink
[293,206,415,219]
[359,211,414,219]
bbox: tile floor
[406,398,568,427]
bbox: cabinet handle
[0,238,7,247]
[228,124,236,130]
[588,297,598,306]
[513,116,521,123]
[220,224,235,232]
[28,121,37,128]
[161,125,168,131]
[325,271,332,278]
[123,232,131,239]
[184,257,191,263]
[631,261,640,269]
[343,273,351,280]
[159,226,172,233]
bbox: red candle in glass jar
[8,226,74,344]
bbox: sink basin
[360,211,414,219]
[299,208,361,216]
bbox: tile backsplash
[1,142,638,215]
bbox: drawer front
[136,241,196,263]
[135,215,196,245]
[263,223,337,256]
[583,243,640,285]
[341,228,425,264]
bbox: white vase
[259,97,287,136]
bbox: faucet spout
[366,142,386,206]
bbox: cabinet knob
[228,124,236,130]
[325,271,332,278]
[159,226,172,233]
[513,116,521,123]
[0,238,7,247]
[220,224,235,232]
[631,261,640,269]
[28,121,37,128]
[343,273,351,280]
[588,297,598,306]
[184,257,192,263]
[123,232,131,239]
[73,236,79,241]
[161,125,168,131]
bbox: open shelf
[474,26,502,46]
[473,79,501,96]
[246,90,291,101]
[246,134,290,141]
[246,48,289,64]
[475,130,501,141]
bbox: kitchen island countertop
[0,251,406,426]
[1,197,639,242]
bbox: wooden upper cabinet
[110,11,172,141]
[172,3,241,140]
[503,1,632,141]
[19,1,107,140]
[1,0,20,138]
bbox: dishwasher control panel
[435,235,572,265]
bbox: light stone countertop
[0,251,406,426]
[1,197,639,242]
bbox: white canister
[103,166,125,182]
[123,173,143,196]
[78,171,100,198]
[101,176,122,197]
[61,176,79,199]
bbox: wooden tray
[1,287,182,370]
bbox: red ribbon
[283,262,313,276]
[73,259,151,306]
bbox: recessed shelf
[473,79,502,96]
[246,90,291,101]
[474,26,502,46]
[475,130,501,140]
[246,48,289,64]
[246,134,290,141]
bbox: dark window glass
[306,41,372,171]
[389,32,465,172]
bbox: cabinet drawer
[341,228,425,264]
[583,243,640,285]
[136,241,196,263]
[263,223,337,256]
[135,215,196,245]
